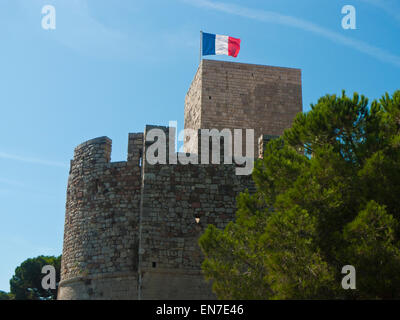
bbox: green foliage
[341,201,400,299]
[10,255,61,300]
[0,290,14,300]
[261,206,337,299]
[199,90,400,299]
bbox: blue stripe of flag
[202,32,215,56]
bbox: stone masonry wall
[138,126,254,299]
[184,64,203,153]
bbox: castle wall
[138,162,253,299]
[58,136,143,300]
[184,59,302,155]
[138,126,254,299]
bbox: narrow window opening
[139,149,143,167]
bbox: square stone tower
[184,59,303,156]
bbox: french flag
[202,32,241,58]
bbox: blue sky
[0,0,399,292]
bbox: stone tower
[58,60,303,300]
[184,59,302,155]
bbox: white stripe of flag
[215,35,229,55]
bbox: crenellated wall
[59,128,257,300]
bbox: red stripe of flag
[228,36,241,57]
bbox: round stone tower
[58,136,143,300]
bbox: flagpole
[199,30,203,65]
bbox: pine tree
[199,90,400,299]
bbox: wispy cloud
[0,152,67,168]
[359,0,400,23]
[183,0,400,68]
